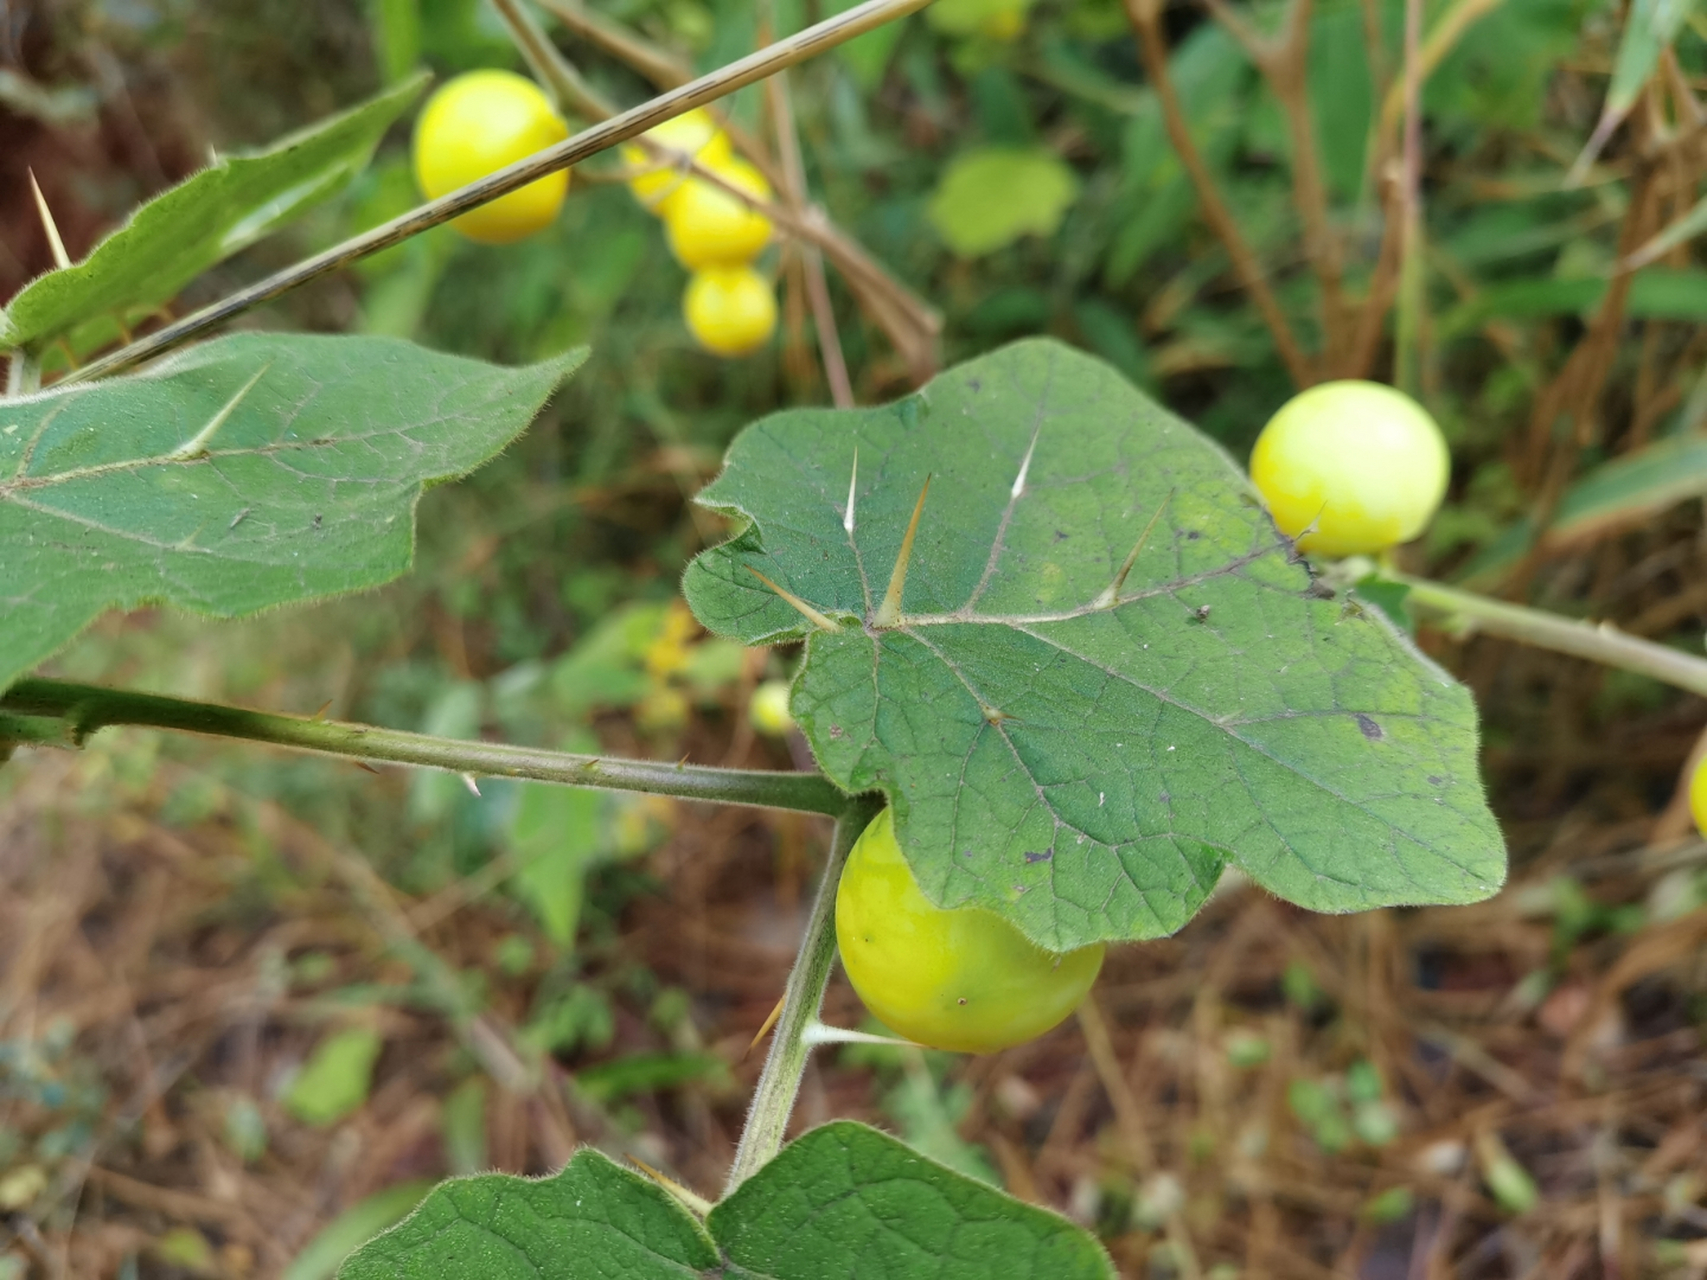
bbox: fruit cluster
[411,76,776,357]
[623,109,778,358]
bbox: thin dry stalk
[1124,0,1314,387]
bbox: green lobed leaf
[684,339,1505,950]
[337,1147,721,1279]
[711,1122,1111,1279]
[0,333,584,693]
[0,74,427,354]
[338,1122,1113,1278]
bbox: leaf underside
[684,339,1506,951]
[0,333,584,693]
[337,1122,1112,1279]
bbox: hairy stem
[55,0,934,386]
[1,678,850,815]
[726,794,882,1191]
[1395,576,1707,699]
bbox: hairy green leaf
[712,1122,1112,1279]
[0,333,584,692]
[1,74,426,354]
[337,1148,720,1278]
[685,339,1505,950]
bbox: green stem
[1,678,849,816]
[54,0,935,386]
[725,794,882,1192]
[1394,575,1707,698]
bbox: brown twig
[1124,0,1314,386]
[1202,0,1348,357]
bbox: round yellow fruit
[834,809,1105,1054]
[1249,381,1450,558]
[749,679,795,736]
[412,70,570,245]
[622,108,733,216]
[1691,756,1707,837]
[663,154,773,269]
[683,265,776,357]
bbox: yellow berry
[663,155,773,269]
[683,266,777,357]
[1691,756,1707,837]
[835,809,1105,1054]
[622,108,734,216]
[749,679,795,736]
[1249,381,1450,558]
[413,70,570,245]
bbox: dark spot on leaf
[1024,849,1052,863]
[1054,530,1069,542]
[1158,791,1170,804]
[1192,604,1211,621]
[968,378,982,392]
[1186,529,1201,541]
[957,997,968,1005]
[962,849,974,858]
[1305,579,1336,600]
[1356,714,1383,741]
[312,514,322,529]
[1428,776,1443,787]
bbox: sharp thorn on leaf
[168,363,271,461]
[29,170,70,270]
[843,446,858,536]
[1095,490,1173,609]
[872,474,932,629]
[746,567,841,632]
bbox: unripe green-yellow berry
[1691,756,1707,837]
[835,809,1104,1054]
[683,265,776,357]
[749,679,795,736]
[621,108,733,217]
[663,154,773,269]
[1249,381,1449,558]
[412,70,570,245]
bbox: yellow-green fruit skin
[664,156,773,268]
[835,810,1105,1054]
[684,266,776,357]
[749,679,795,736]
[1249,380,1449,558]
[413,70,569,245]
[623,109,733,216]
[1691,757,1707,837]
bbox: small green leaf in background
[685,340,1505,951]
[927,148,1079,257]
[0,75,426,355]
[0,334,584,693]
[152,1226,216,1274]
[508,785,607,947]
[709,1122,1113,1279]
[284,1181,432,1280]
[284,1027,384,1127]
[1476,1132,1540,1215]
[573,1051,730,1104]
